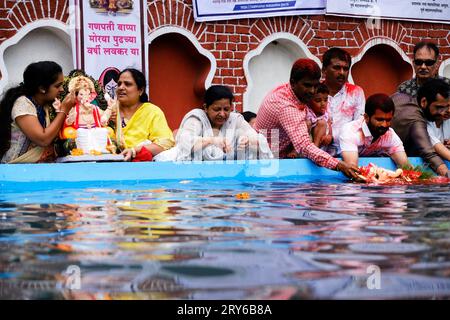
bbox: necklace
[121,115,129,128]
[78,104,96,127]
[120,102,141,128]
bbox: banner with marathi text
[71,0,147,97]
[193,0,326,22]
[326,0,450,24]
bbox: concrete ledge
[0,157,439,187]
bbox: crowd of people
[0,41,449,180]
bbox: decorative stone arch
[352,20,408,51]
[0,19,73,94]
[147,0,207,40]
[352,37,412,72]
[249,16,315,44]
[242,16,316,112]
[146,26,216,129]
[439,58,450,79]
[6,0,69,30]
[243,32,320,113]
[351,37,413,96]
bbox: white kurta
[427,119,450,146]
[154,109,273,161]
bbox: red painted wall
[352,44,414,97]
[148,32,210,130]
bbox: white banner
[326,0,450,24]
[71,0,147,96]
[193,0,326,22]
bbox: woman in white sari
[155,85,272,161]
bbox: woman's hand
[121,147,135,161]
[60,92,76,114]
[110,108,117,121]
[211,137,231,153]
[121,146,144,161]
[107,96,118,113]
[120,148,132,161]
[53,98,61,112]
[108,98,118,124]
[237,136,249,150]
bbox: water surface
[1,179,450,299]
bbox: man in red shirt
[255,58,360,179]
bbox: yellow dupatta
[116,102,174,151]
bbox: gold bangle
[57,110,68,116]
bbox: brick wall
[1,0,450,111]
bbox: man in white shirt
[427,105,450,161]
[322,48,366,155]
[428,119,450,147]
[339,94,409,167]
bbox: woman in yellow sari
[114,68,174,161]
[0,61,75,163]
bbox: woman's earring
[41,90,46,94]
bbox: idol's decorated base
[56,154,124,163]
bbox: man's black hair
[413,41,439,59]
[241,111,256,123]
[417,78,449,105]
[365,93,395,117]
[316,83,329,95]
[322,47,352,69]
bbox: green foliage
[400,163,436,179]
[54,138,76,157]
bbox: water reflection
[1,179,450,299]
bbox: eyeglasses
[414,59,436,67]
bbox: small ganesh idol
[60,76,116,155]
